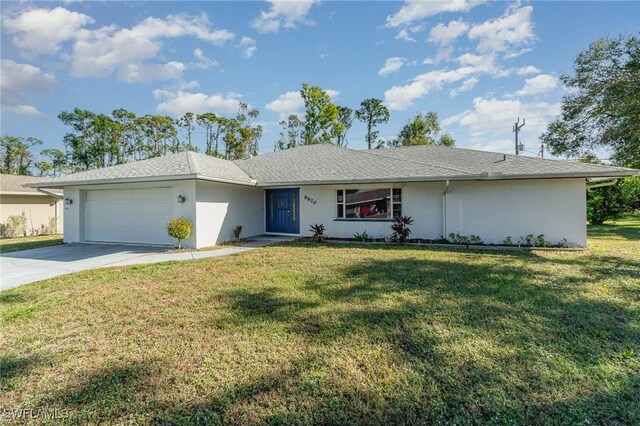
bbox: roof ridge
[235,143,345,161]
[191,151,257,183]
[385,145,634,170]
[351,146,476,176]
[185,151,196,174]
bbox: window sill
[334,218,394,222]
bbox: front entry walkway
[1,235,296,291]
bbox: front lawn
[0,234,63,254]
[1,218,638,424]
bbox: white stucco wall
[297,178,587,246]
[61,180,197,247]
[195,181,263,247]
[444,178,587,246]
[299,182,443,240]
[60,177,588,249]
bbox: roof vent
[482,171,503,177]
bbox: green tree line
[1,103,263,176]
[276,83,454,150]
[2,83,454,177]
[541,34,640,222]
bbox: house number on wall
[303,195,317,205]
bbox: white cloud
[383,53,508,110]
[252,0,320,33]
[429,19,469,45]
[385,4,538,112]
[70,13,234,82]
[395,29,416,42]
[0,60,55,101]
[118,62,185,83]
[436,46,455,61]
[266,88,339,119]
[266,91,303,117]
[455,52,512,76]
[468,4,534,55]
[443,96,560,152]
[2,104,47,120]
[456,52,487,66]
[378,57,406,77]
[469,138,516,154]
[516,65,541,75]
[386,0,485,27]
[384,66,478,110]
[192,48,219,70]
[2,7,94,56]
[452,54,538,79]
[125,14,235,44]
[504,47,533,59]
[169,80,200,91]
[515,74,558,96]
[0,59,54,119]
[153,89,242,116]
[238,37,257,58]
[450,77,478,97]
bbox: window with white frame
[336,188,401,219]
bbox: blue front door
[266,189,299,234]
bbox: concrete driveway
[1,237,293,291]
[1,244,165,290]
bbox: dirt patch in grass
[1,217,639,424]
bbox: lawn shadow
[299,240,640,284]
[38,361,155,423]
[0,292,28,304]
[215,287,321,333]
[151,349,480,425]
[318,255,635,361]
[205,240,640,423]
[0,353,43,389]
[588,218,640,241]
[151,353,328,425]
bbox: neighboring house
[1,174,63,235]
[29,145,638,248]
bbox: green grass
[1,218,639,425]
[0,234,63,254]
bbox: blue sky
[1,1,638,159]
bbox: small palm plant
[390,216,413,243]
[353,231,370,242]
[233,225,243,242]
[167,217,192,249]
[309,224,326,243]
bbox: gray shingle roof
[235,144,638,185]
[32,152,255,187]
[234,144,467,185]
[377,145,636,178]
[30,144,638,188]
[1,174,62,195]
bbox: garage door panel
[85,188,175,245]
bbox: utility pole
[538,142,544,159]
[513,117,525,155]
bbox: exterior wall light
[177,195,186,204]
[64,198,73,205]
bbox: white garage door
[85,188,175,245]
